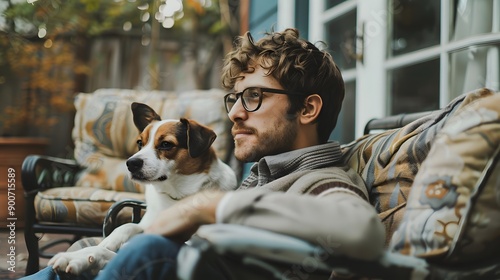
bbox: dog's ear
[180,118,216,158]
[131,102,161,132]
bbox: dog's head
[126,102,217,183]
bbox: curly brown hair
[221,28,345,143]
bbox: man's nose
[227,98,247,122]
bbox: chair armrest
[21,155,81,195]
[178,224,500,279]
[363,111,434,135]
[103,199,147,237]
[176,224,429,280]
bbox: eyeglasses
[224,87,308,113]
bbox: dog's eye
[159,141,174,150]
[137,140,143,150]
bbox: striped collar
[239,141,342,189]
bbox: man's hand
[144,189,226,242]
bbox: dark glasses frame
[224,87,308,113]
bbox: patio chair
[21,88,236,275]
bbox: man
[23,28,385,280]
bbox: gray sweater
[218,142,386,261]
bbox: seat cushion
[341,88,496,245]
[389,90,500,263]
[74,157,144,193]
[35,187,145,226]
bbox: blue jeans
[96,234,180,279]
[20,234,180,280]
[20,234,289,280]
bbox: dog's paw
[48,253,70,273]
[49,250,96,275]
[48,246,115,275]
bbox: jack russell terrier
[48,102,238,275]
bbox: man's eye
[159,141,174,150]
[137,140,143,150]
[248,90,260,98]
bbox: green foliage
[3,0,151,37]
[3,0,238,49]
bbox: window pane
[451,0,499,41]
[326,9,357,70]
[390,0,440,56]
[326,0,347,9]
[449,44,500,99]
[330,81,356,144]
[389,59,440,115]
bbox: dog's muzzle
[126,158,167,181]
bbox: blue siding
[249,0,278,38]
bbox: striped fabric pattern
[341,88,496,245]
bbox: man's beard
[234,118,298,162]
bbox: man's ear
[180,118,217,158]
[131,102,162,132]
[299,94,322,124]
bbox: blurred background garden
[0,0,240,156]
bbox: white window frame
[277,0,296,30]
[307,0,500,138]
[310,0,386,137]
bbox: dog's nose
[126,158,143,173]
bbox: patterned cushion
[35,187,144,226]
[389,90,500,263]
[35,88,231,226]
[341,88,496,245]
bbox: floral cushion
[389,90,500,263]
[341,88,496,245]
[34,88,231,226]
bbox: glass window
[326,0,347,9]
[326,9,357,70]
[452,0,498,41]
[450,44,500,99]
[296,0,309,39]
[389,59,440,115]
[390,0,441,56]
[330,81,356,144]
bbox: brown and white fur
[49,102,237,275]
